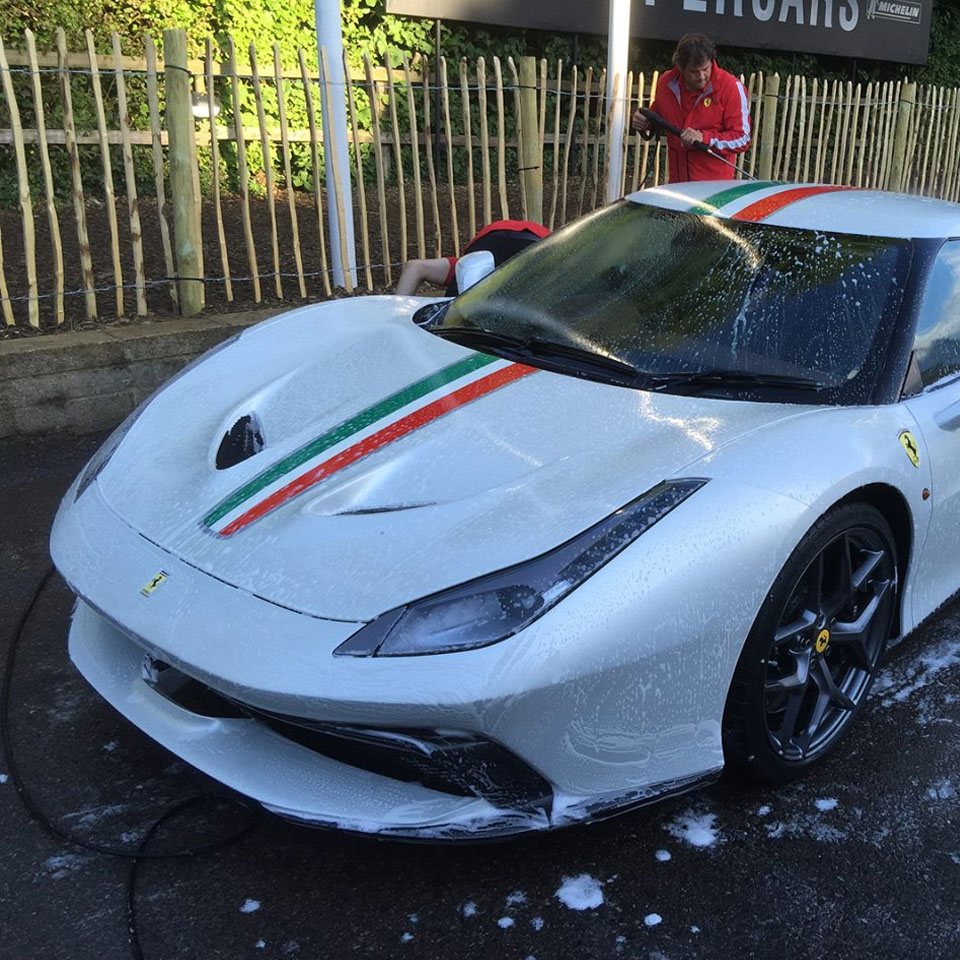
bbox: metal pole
[315,0,356,289]
[605,0,630,203]
[434,18,442,182]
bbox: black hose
[2,564,263,958]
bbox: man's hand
[631,108,651,134]
[680,127,704,147]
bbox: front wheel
[723,502,898,781]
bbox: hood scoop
[216,413,265,470]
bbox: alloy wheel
[762,526,896,763]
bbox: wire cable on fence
[0,261,415,306]
[8,62,912,107]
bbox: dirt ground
[0,178,590,335]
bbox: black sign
[386,0,932,64]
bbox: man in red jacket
[631,33,750,183]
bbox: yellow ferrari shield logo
[140,571,169,597]
[703,97,712,107]
[815,628,831,654]
[899,430,920,468]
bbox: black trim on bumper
[143,657,553,816]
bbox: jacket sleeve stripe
[710,80,751,153]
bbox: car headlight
[75,333,242,501]
[335,478,707,658]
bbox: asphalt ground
[2,431,960,960]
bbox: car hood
[97,298,806,620]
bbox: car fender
[686,403,933,636]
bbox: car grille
[143,657,553,816]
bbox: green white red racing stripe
[730,184,856,221]
[686,181,857,220]
[204,353,536,536]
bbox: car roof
[625,180,960,239]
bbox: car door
[900,239,960,622]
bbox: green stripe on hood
[688,180,783,216]
[204,351,497,528]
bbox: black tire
[722,502,898,782]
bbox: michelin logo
[867,0,922,23]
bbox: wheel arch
[721,484,909,777]
[833,482,912,638]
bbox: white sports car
[52,181,960,839]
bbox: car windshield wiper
[433,325,527,351]
[648,369,825,394]
[433,326,644,388]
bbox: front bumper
[69,603,717,838]
[53,479,736,837]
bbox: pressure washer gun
[636,107,757,181]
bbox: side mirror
[455,250,496,293]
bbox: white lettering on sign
[753,0,777,20]
[644,0,863,29]
[779,0,805,22]
[840,0,859,29]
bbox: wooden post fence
[758,73,780,181]
[6,32,960,330]
[519,56,543,223]
[163,28,204,315]
[887,81,917,193]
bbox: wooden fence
[0,28,955,330]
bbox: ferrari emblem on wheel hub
[815,628,831,654]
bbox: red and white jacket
[649,63,751,182]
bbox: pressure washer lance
[636,108,758,182]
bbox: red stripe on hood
[731,185,857,223]
[218,362,537,536]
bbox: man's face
[681,59,712,93]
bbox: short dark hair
[673,33,717,69]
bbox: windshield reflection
[434,202,913,404]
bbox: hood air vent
[216,413,265,469]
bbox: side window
[913,240,960,389]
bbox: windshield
[433,202,913,404]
